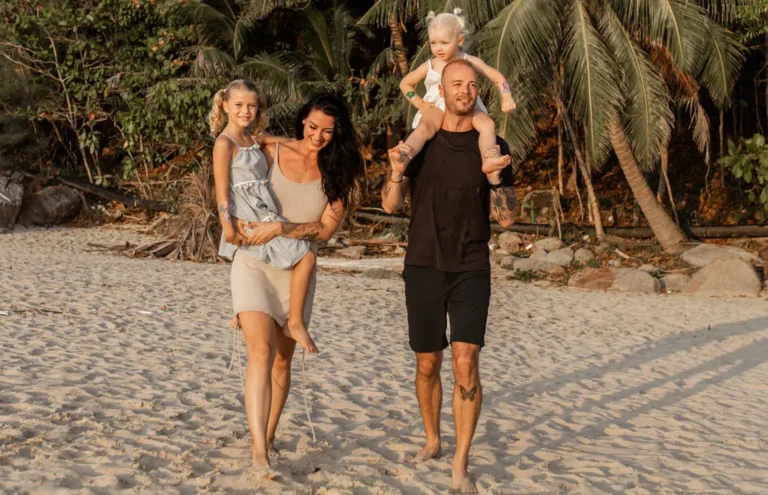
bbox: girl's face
[223,88,260,128]
[302,109,336,151]
[429,26,462,61]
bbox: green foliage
[719,134,768,210]
[512,270,539,282]
[732,0,768,43]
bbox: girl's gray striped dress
[217,134,309,268]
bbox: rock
[498,232,523,253]
[530,249,549,261]
[533,280,553,288]
[608,258,623,267]
[683,258,761,297]
[533,237,564,252]
[360,268,402,280]
[638,264,660,275]
[500,256,516,269]
[568,267,615,290]
[338,246,366,260]
[393,246,406,256]
[0,172,24,230]
[574,248,595,264]
[594,243,612,254]
[326,237,341,248]
[521,190,555,222]
[611,268,660,294]
[17,185,81,226]
[545,247,574,267]
[491,249,511,264]
[513,258,565,275]
[661,274,692,292]
[680,243,758,268]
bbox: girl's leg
[398,107,445,160]
[286,250,318,354]
[239,311,278,472]
[473,110,510,174]
[266,329,297,454]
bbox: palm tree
[472,0,743,254]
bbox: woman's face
[223,88,260,128]
[302,109,336,151]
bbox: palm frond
[239,52,304,102]
[358,0,418,27]
[601,5,673,171]
[563,0,622,169]
[178,1,235,50]
[695,16,743,107]
[691,0,746,23]
[300,7,335,80]
[248,0,310,20]
[367,47,398,78]
[192,46,237,78]
[233,17,259,61]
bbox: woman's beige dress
[230,143,328,328]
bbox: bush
[719,134,768,211]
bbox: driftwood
[353,211,768,240]
[57,176,170,212]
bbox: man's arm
[489,181,518,229]
[381,142,413,213]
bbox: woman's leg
[266,329,297,453]
[286,250,318,354]
[473,110,509,173]
[239,311,278,471]
[398,107,445,159]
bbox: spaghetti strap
[220,132,240,148]
[221,132,257,148]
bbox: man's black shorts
[402,265,490,353]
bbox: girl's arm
[400,61,431,112]
[212,137,245,245]
[237,200,345,245]
[464,54,517,112]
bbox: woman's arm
[237,200,345,245]
[464,55,517,112]
[256,132,292,145]
[400,62,431,112]
[212,137,245,245]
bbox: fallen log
[353,212,768,239]
[57,176,170,212]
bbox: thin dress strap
[220,132,240,148]
[221,132,257,148]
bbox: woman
[232,93,363,473]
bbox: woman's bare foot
[267,441,280,458]
[286,318,318,354]
[450,461,477,494]
[409,441,441,464]
[250,450,271,474]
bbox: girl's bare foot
[286,318,318,354]
[409,441,441,464]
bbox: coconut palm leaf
[691,0,746,23]
[239,51,304,101]
[300,8,336,79]
[248,0,310,19]
[178,1,235,50]
[695,16,743,107]
[563,0,622,169]
[233,17,259,60]
[601,5,673,170]
[358,0,419,27]
[192,46,237,77]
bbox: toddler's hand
[502,95,517,113]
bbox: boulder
[513,258,566,275]
[533,237,564,252]
[680,244,758,268]
[611,269,660,294]
[498,232,523,253]
[338,246,366,260]
[545,247,574,267]
[530,249,549,261]
[360,268,402,280]
[0,172,24,230]
[568,267,615,290]
[574,248,595,264]
[683,258,761,297]
[608,258,623,267]
[17,185,81,226]
[638,264,660,275]
[661,274,692,292]
[594,243,612,254]
[500,256,517,270]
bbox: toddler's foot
[286,318,318,354]
[481,149,511,175]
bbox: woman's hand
[236,219,281,245]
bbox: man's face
[439,64,478,116]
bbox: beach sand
[2,226,768,494]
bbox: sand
[1,226,768,494]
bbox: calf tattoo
[460,385,478,402]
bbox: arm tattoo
[500,80,511,94]
[490,186,518,222]
[219,203,231,222]
[281,222,321,241]
[459,385,478,402]
[406,91,416,100]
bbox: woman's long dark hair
[295,93,363,209]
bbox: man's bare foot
[286,317,318,354]
[409,442,441,464]
[450,466,477,494]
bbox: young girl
[211,79,318,354]
[399,9,516,170]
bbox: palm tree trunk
[389,14,409,76]
[609,121,687,254]
[557,111,564,195]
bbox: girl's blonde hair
[426,8,468,37]
[208,79,268,137]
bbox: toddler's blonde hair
[208,79,268,137]
[426,8,468,38]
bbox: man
[381,59,518,494]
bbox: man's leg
[413,351,443,463]
[451,342,482,494]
